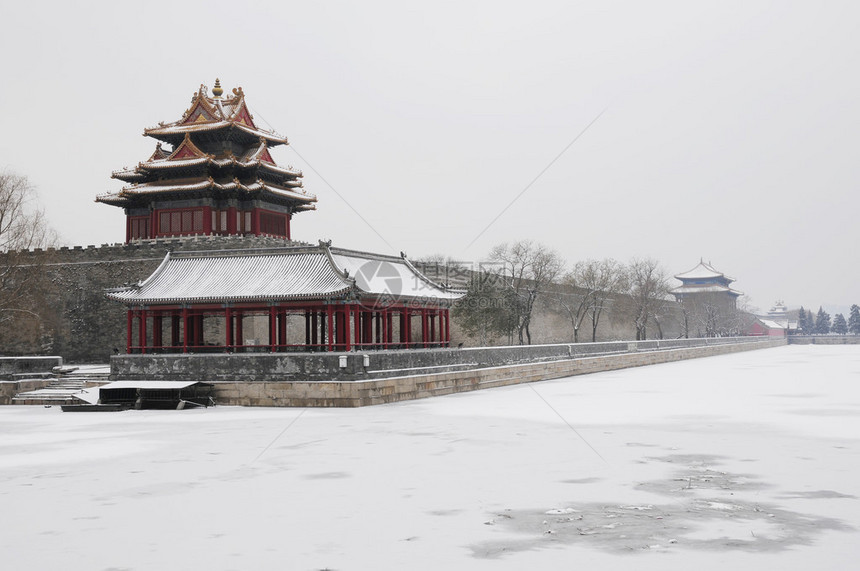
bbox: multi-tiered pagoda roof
[97,80,316,242]
[670,260,743,300]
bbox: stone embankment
[112,337,785,407]
[788,335,860,345]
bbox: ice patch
[545,507,579,515]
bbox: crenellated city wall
[2,236,301,362]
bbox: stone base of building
[111,337,785,407]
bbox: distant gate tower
[97,79,317,242]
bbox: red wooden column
[374,312,381,345]
[403,309,412,347]
[311,311,319,349]
[383,309,391,349]
[353,306,361,349]
[437,308,443,345]
[188,312,196,349]
[326,305,334,352]
[153,313,163,351]
[126,310,133,353]
[429,311,436,345]
[227,206,237,234]
[182,307,189,353]
[225,307,233,351]
[344,307,352,351]
[444,308,450,346]
[286,213,292,240]
[278,309,287,350]
[269,306,277,352]
[421,309,428,348]
[305,311,311,347]
[150,209,158,239]
[334,305,349,351]
[139,309,148,354]
[235,311,244,351]
[171,312,180,348]
[362,311,372,347]
[438,309,444,346]
[202,206,213,235]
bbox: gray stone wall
[2,233,708,362]
[207,337,786,407]
[3,236,300,362]
[0,356,63,380]
[788,335,860,345]
[0,379,51,405]
[111,336,771,384]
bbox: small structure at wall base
[748,318,787,337]
[62,380,214,411]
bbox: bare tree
[490,240,564,345]
[453,269,517,346]
[624,258,670,340]
[579,258,627,342]
[0,171,58,349]
[0,172,54,253]
[679,293,755,338]
[557,258,627,343]
[556,273,590,343]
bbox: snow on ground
[2,344,859,570]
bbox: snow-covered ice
[1,344,859,570]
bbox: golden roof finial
[212,78,223,98]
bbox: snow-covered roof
[675,261,735,282]
[330,248,464,301]
[106,243,465,305]
[143,84,288,146]
[669,284,743,297]
[129,157,302,178]
[756,317,797,329]
[107,247,351,304]
[96,179,316,207]
[767,300,788,317]
[145,121,288,145]
[104,84,306,211]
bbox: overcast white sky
[2,1,858,313]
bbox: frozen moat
[1,344,858,570]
